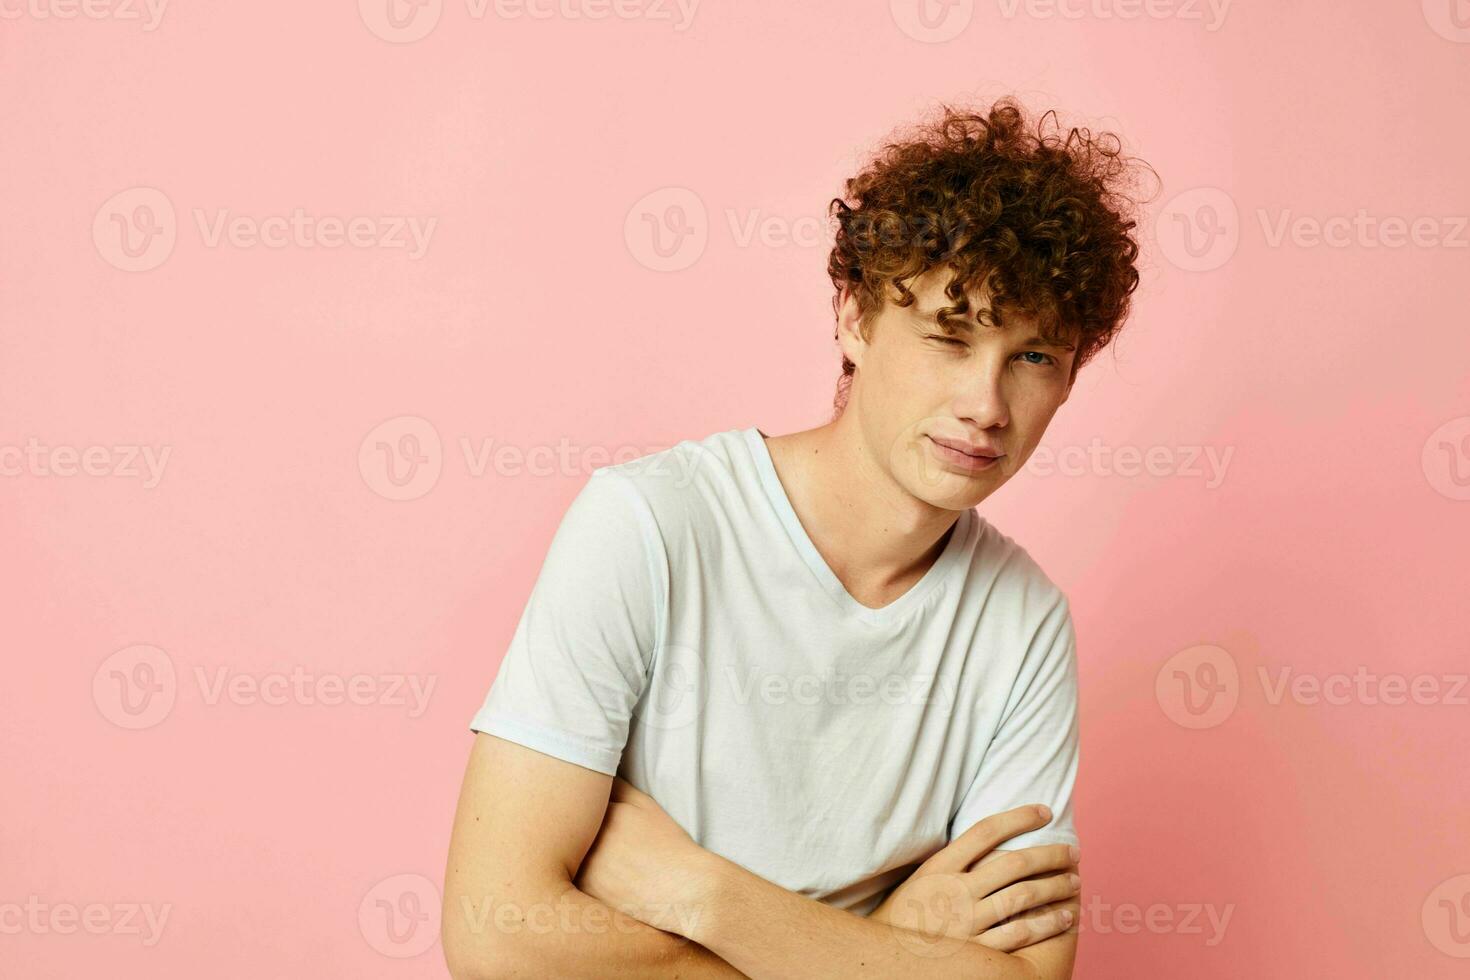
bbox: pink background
[4,1,1469,976]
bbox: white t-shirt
[470,426,1081,916]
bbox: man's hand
[573,777,721,937]
[870,804,1080,953]
[570,779,1072,979]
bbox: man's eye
[925,334,967,347]
[1017,351,1055,366]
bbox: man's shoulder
[586,425,752,525]
[965,512,1070,613]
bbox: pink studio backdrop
[3,2,1468,977]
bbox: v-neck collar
[742,426,973,626]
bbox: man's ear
[835,286,870,370]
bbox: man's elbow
[1007,953,1044,980]
[443,930,541,980]
[442,895,544,980]
[1009,933,1078,980]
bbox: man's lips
[928,435,1004,459]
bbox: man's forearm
[448,879,746,979]
[683,853,1038,980]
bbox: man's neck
[760,415,961,610]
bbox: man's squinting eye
[926,334,1057,368]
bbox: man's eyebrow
[1019,334,1077,352]
[913,307,976,330]
[914,307,1077,351]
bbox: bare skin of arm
[867,812,1082,978]
[577,777,1081,980]
[444,733,1079,979]
[442,733,744,979]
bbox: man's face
[837,267,1078,512]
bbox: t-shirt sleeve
[468,469,664,777]
[949,594,1081,851]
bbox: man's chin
[903,467,1003,511]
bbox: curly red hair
[828,98,1155,411]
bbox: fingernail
[1060,910,1074,925]
[1068,874,1081,889]
[1069,845,1081,862]
[1035,805,1051,820]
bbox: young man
[444,98,1146,979]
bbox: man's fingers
[925,805,1054,874]
[967,843,1079,893]
[972,870,1081,932]
[972,897,1080,953]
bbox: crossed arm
[443,733,1080,979]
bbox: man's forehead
[900,270,1011,318]
[896,276,1076,349]
[903,295,1040,332]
